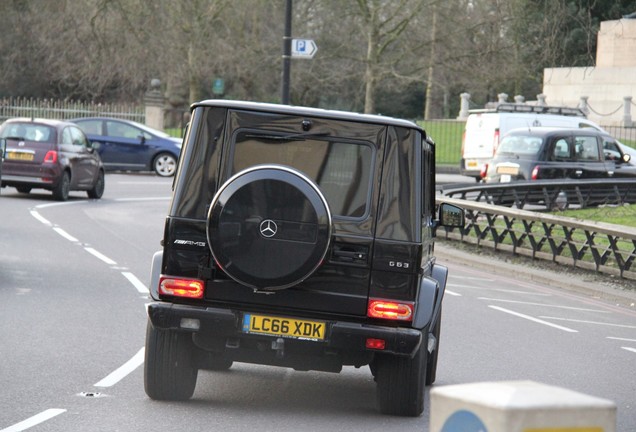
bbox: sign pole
[281,0,292,105]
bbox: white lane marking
[0,408,66,432]
[122,272,149,294]
[622,347,636,354]
[448,284,552,296]
[29,210,51,226]
[84,247,117,266]
[52,227,78,242]
[450,275,495,282]
[479,297,609,313]
[488,305,578,332]
[115,197,172,202]
[94,348,145,388]
[607,337,636,342]
[445,290,462,297]
[539,317,636,329]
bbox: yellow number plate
[466,160,479,168]
[497,165,519,175]
[242,313,326,341]
[6,151,34,161]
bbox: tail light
[44,151,58,163]
[480,163,489,179]
[159,276,204,299]
[367,299,414,321]
[531,165,540,180]
[492,129,500,155]
[460,130,466,156]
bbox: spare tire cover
[207,165,332,290]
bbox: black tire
[16,186,31,194]
[426,308,442,386]
[207,165,332,290]
[374,334,428,416]
[153,152,178,177]
[52,171,70,201]
[144,321,198,401]
[87,170,105,199]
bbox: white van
[460,104,605,179]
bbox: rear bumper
[147,302,422,357]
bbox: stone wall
[542,18,636,126]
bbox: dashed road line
[622,347,636,354]
[122,272,149,294]
[94,348,145,388]
[445,290,462,297]
[488,305,578,332]
[52,227,79,242]
[0,409,66,432]
[84,247,117,265]
[607,336,636,342]
[539,316,636,329]
[448,284,552,296]
[479,297,609,313]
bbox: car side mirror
[138,134,146,145]
[623,153,631,164]
[0,138,5,159]
[438,203,465,228]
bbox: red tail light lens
[531,165,540,180]
[480,163,489,179]
[367,299,414,321]
[366,338,386,350]
[493,129,500,155]
[44,151,58,163]
[159,276,204,299]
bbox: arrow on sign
[291,39,318,59]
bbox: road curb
[435,242,636,309]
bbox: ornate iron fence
[436,196,636,281]
[441,179,636,210]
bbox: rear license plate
[466,160,479,168]
[6,151,34,161]
[242,313,326,341]
[497,165,519,175]
[500,174,511,182]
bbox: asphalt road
[1,173,635,431]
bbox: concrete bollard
[430,381,616,432]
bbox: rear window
[232,131,374,218]
[1,123,54,142]
[496,134,542,156]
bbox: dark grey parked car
[0,118,105,201]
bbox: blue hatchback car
[71,117,182,177]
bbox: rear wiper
[244,132,329,141]
[3,136,25,141]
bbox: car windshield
[0,123,54,142]
[232,131,374,218]
[497,134,542,156]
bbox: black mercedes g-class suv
[144,100,464,416]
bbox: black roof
[191,99,424,134]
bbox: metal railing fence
[0,97,145,123]
[436,196,636,281]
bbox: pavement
[434,242,636,310]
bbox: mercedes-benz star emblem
[259,219,278,238]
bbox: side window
[574,136,600,161]
[602,138,622,161]
[70,127,88,147]
[551,138,570,161]
[106,121,141,139]
[76,120,102,135]
[61,128,73,145]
